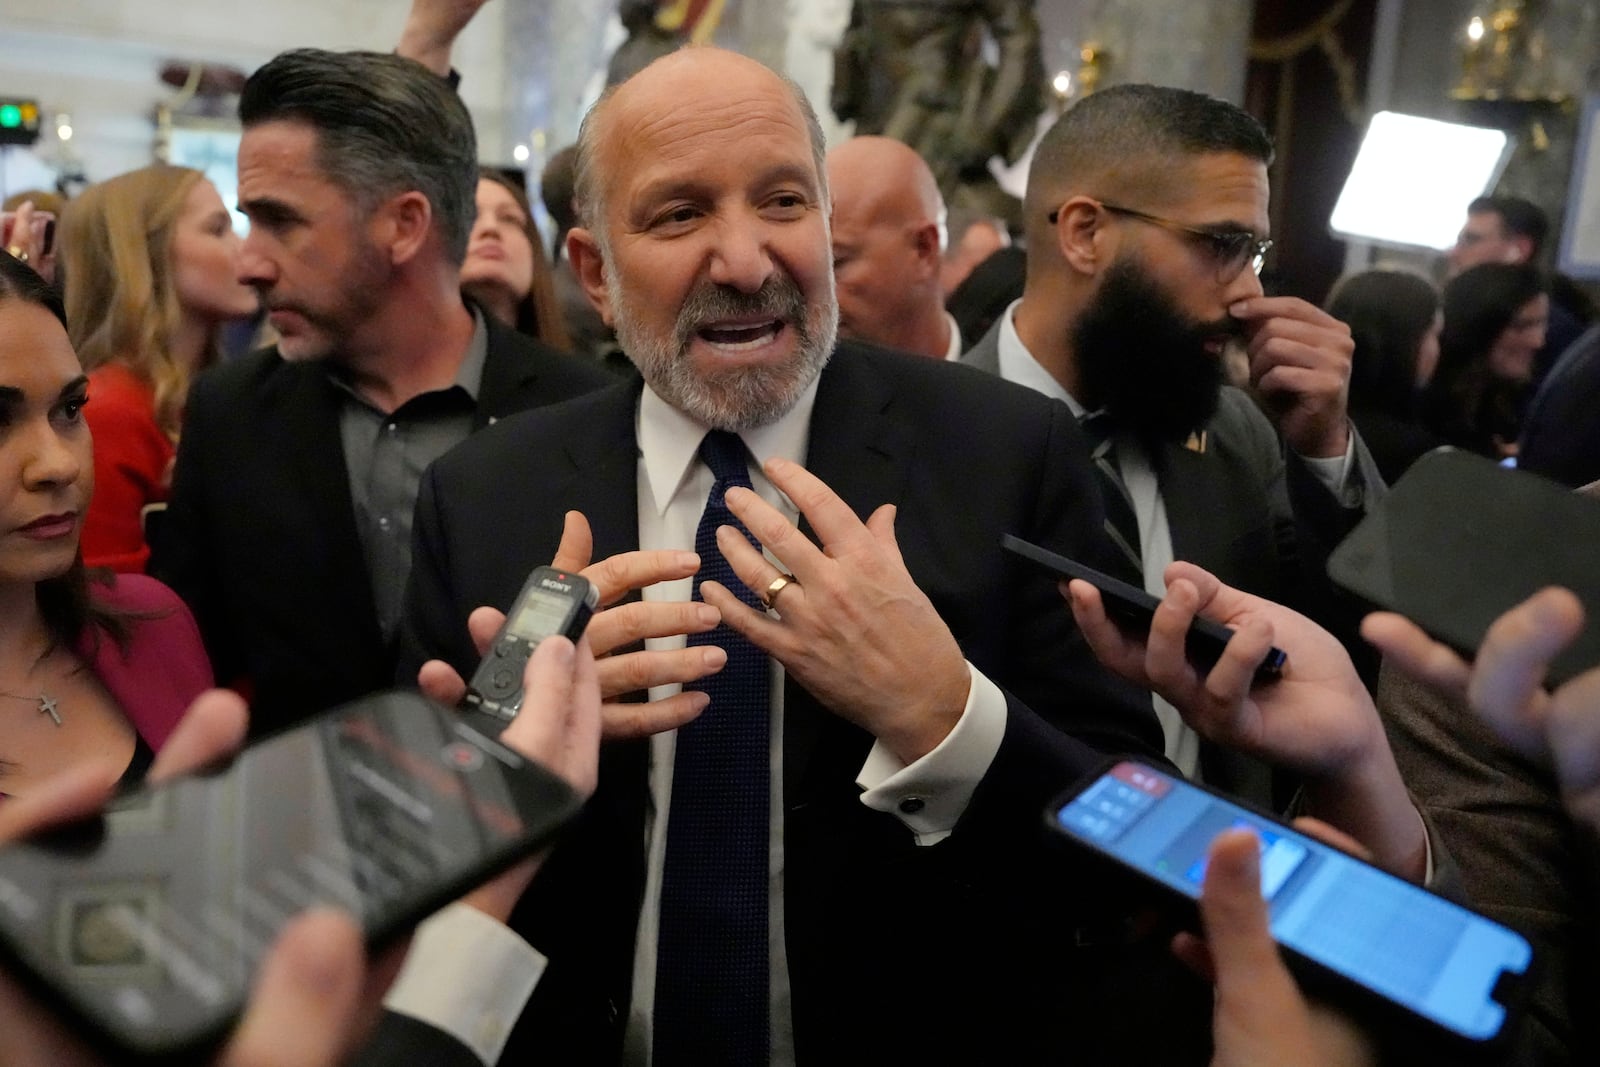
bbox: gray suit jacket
[963,318,1387,805]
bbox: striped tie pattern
[1079,409,1144,577]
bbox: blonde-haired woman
[59,165,258,572]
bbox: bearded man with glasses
[962,83,1387,810]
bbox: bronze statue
[832,0,1043,225]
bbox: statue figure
[607,0,728,87]
[832,0,1044,225]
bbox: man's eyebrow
[58,375,89,399]
[0,385,21,408]
[633,162,821,209]
[238,196,302,222]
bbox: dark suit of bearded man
[963,318,1386,807]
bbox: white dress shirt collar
[995,299,1086,416]
[637,376,821,516]
[941,310,964,361]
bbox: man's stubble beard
[605,247,839,433]
[1071,255,1232,446]
[270,238,391,364]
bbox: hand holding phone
[0,694,377,1067]
[0,691,583,1061]
[1003,535,1286,681]
[1050,760,1532,1047]
[1179,828,1372,1065]
[1329,448,1600,686]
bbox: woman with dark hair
[0,252,210,797]
[460,170,571,351]
[1325,268,1446,483]
[1423,262,1548,460]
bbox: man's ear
[376,190,433,267]
[567,227,614,326]
[1506,236,1535,264]
[1054,196,1106,277]
[909,221,943,280]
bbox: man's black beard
[1072,257,1233,446]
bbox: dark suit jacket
[398,342,1171,1063]
[153,310,611,738]
[962,320,1385,804]
[1520,323,1600,489]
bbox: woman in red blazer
[0,253,211,797]
[58,165,259,572]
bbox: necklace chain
[0,689,62,727]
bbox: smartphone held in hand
[1049,759,1533,1047]
[0,690,582,1062]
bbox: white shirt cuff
[1296,431,1359,505]
[382,901,547,1065]
[1419,804,1436,885]
[855,663,1007,845]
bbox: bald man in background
[826,136,963,360]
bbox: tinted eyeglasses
[1048,200,1273,282]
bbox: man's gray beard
[607,267,839,432]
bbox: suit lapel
[1154,437,1237,580]
[269,359,384,652]
[475,312,542,428]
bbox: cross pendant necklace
[0,690,62,727]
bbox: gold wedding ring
[762,572,797,610]
[4,245,26,263]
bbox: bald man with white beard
[826,136,962,360]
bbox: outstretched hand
[1366,586,1600,833]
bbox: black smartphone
[1327,448,1600,685]
[0,690,582,1062]
[1002,534,1286,681]
[465,566,598,725]
[1049,758,1533,1045]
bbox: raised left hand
[1232,296,1353,459]
[699,457,971,765]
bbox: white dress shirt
[941,310,964,361]
[622,378,1008,1064]
[382,378,1011,1065]
[993,300,1354,776]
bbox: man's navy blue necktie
[654,429,770,1065]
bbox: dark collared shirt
[332,311,488,641]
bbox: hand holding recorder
[418,511,725,741]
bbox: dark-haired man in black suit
[155,47,610,740]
